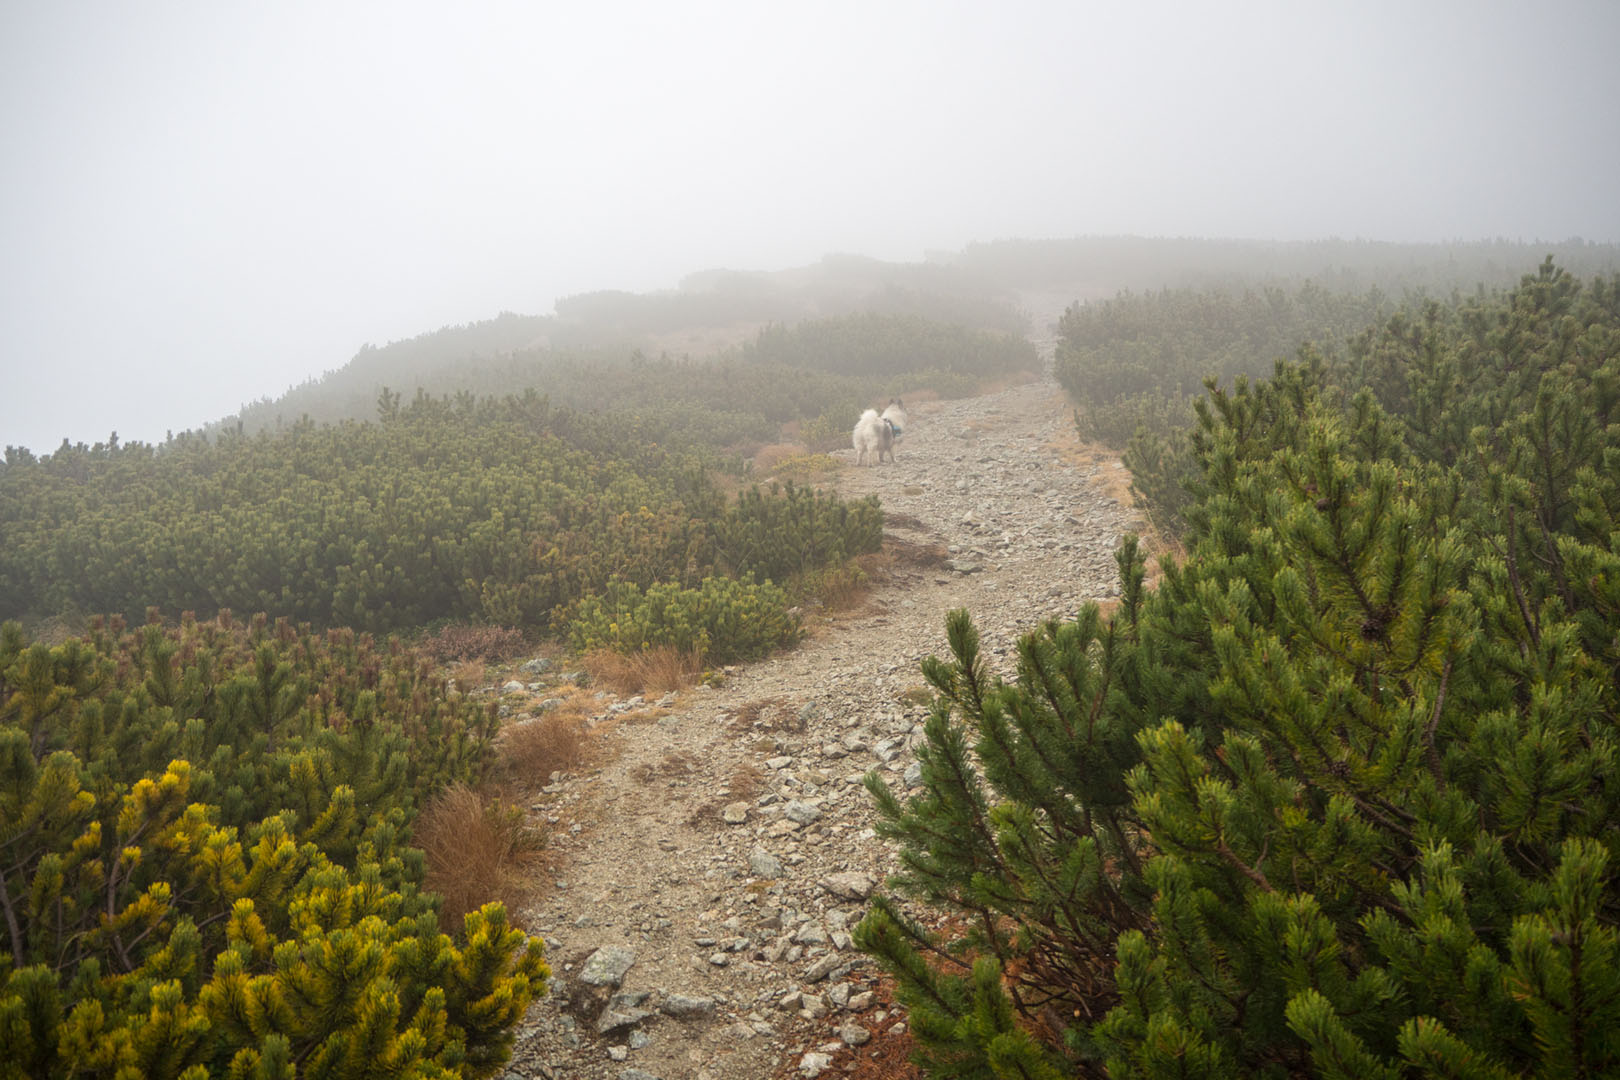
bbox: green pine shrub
[565,576,800,665]
[859,262,1620,1079]
[0,612,547,1079]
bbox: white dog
[880,398,908,444]
[852,408,896,465]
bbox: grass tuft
[580,644,703,696]
[415,782,544,933]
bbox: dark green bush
[565,576,801,665]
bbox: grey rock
[721,801,750,824]
[847,990,875,1011]
[792,923,828,946]
[838,1023,872,1047]
[873,736,907,762]
[596,1007,652,1036]
[519,658,552,676]
[628,1030,650,1050]
[619,1069,663,1080]
[659,994,716,1019]
[799,1051,834,1078]
[579,946,638,988]
[784,799,822,825]
[502,680,526,693]
[748,846,784,878]
[818,871,876,900]
[803,953,843,981]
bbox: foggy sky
[3,0,1618,456]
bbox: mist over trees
[4,236,1620,1079]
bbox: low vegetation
[859,262,1620,1077]
[0,612,547,1078]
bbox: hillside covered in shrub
[0,389,881,649]
[859,262,1620,1078]
[0,612,547,1078]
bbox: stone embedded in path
[721,801,750,824]
[578,946,638,988]
[596,1006,652,1036]
[803,953,843,981]
[819,871,877,900]
[799,1051,834,1078]
[838,1022,872,1047]
[748,845,784,878]
[659,994,716,1019]
[784,799,822,824]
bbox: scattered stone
[578,947,637,988]
[803,953,843,981]
[659,994,716,1019]
[596,1007,651,1037]
[838,1022,872,1047]
[748,846,784,878]
[784,799,822,825]
[519,658,552,676]
[818,871,877,900]
[792,923,828,946]
[847,990,875,1011]
[799,1051,834,1078]
[721,801,750,824]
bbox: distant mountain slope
[216,236,1620,439]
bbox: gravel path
[500,314,1145,1080]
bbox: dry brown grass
[633,749,699,786]
[728,697,791,734]
[580,645,703,696]
[450,658,486,695]
[415,783,545,933]
[687,762,766,826]
[885,535,951,571]
[499,711,592,781]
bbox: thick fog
[2,0,1618,455]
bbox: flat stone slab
[578,946,638,988]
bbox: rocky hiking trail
[499,333,1147,1080]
